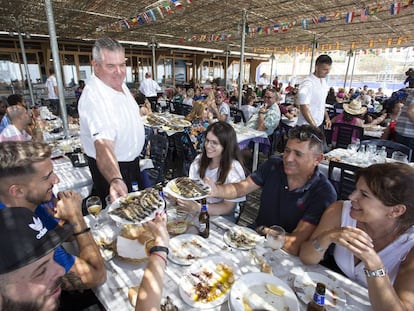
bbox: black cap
[0,207,73,274]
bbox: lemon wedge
[242,296,253,311]
[266,283,285,296]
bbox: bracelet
[149,245,169,255]
[109,177,123,184]
[73,227,91,236]
[364,267,386,278]
[151,252,167,265]
[312,238,327,253]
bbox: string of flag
[179,1,413,47]
[96,0,193,33]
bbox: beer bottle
[306,282,326,311]
[198,199,210,238]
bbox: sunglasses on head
[288,129,323,144]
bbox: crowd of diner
[0,36,414,311]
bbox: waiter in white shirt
[139,72,161,112]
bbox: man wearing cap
[0,141,106,292]
[0,207,71,310]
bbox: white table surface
[89,216,371,311]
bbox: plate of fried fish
[107,189,165,224]
[164,177,211,200]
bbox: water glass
[392,151,408,163]
[266,225,286,251]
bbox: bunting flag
[148,9,157,21]
[319,16,327,23]
[345,11,355,23]
[332,11,340,19]
[391,2,401,14]
[171,0,182,8]
[187,0,193,3]
[302,19,309,29]
[156,6,165,18]
[142,12,151,23]
[312,15,319,24]
[281,23,289,32]
[360,8,369,21]
[164,1,173,14]
[402,0,412,7]
[369,6,381,15]
[273,24,279,33]
[264,24,270,34]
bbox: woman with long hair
[177,121,246,222]
[185,100,213,150]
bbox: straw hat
[343,100,367,115]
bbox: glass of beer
[86,196,103,229]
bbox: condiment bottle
[306,282,326,311]
[131,181,139,192]
[198,199,209,238]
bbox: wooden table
[88,216,372,310]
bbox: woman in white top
[300,163,414,311]
[177,121,246,222]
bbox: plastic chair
[145,133,169,186]
[360,139,412,162]
[171,131,198,177]
[230,107,246,124]
[331,123,364,149]
[328,160,360,200]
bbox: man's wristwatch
[364,267,386,278]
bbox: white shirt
[139,78,161,97]
[79,74,145,161]
[0,124,31,142]
[297,73,328,127]
[46,75,58,99]
[189,155,246,206]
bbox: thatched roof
[0,0,413,55]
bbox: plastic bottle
[306,282,326,311]
[131,181,139,192]
[198,199,210,238]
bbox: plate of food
[223,226,263,250]
[107,189,165,224]
[168,117,191,128]
[143,113,169,127]
[293,271,346,310]
[179,256,240,309]
[168,234,213,265]
[229,272,299,311]
[164,177,211,200]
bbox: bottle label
[313,293,325,306]
[199,223,207,232]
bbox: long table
[89,216,371,310]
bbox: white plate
[179,256,241,309]
[107,191,165,225]
[293,271,346,310]
[164,178,211,200]
[168,234,213,265]
[229,272,299,311]
[223,226,263,250]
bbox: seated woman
[382,101,404,141]
[182,88,194,106]
[299,163,414,311]
[177,121,246,222]
[331,99,366,147]
[185,100,213,150]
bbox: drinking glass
[392,151,408,163]
[86,196,103,229]
[266,225,286,260]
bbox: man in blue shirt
[207,125,337,255]
[0,141,106,291]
